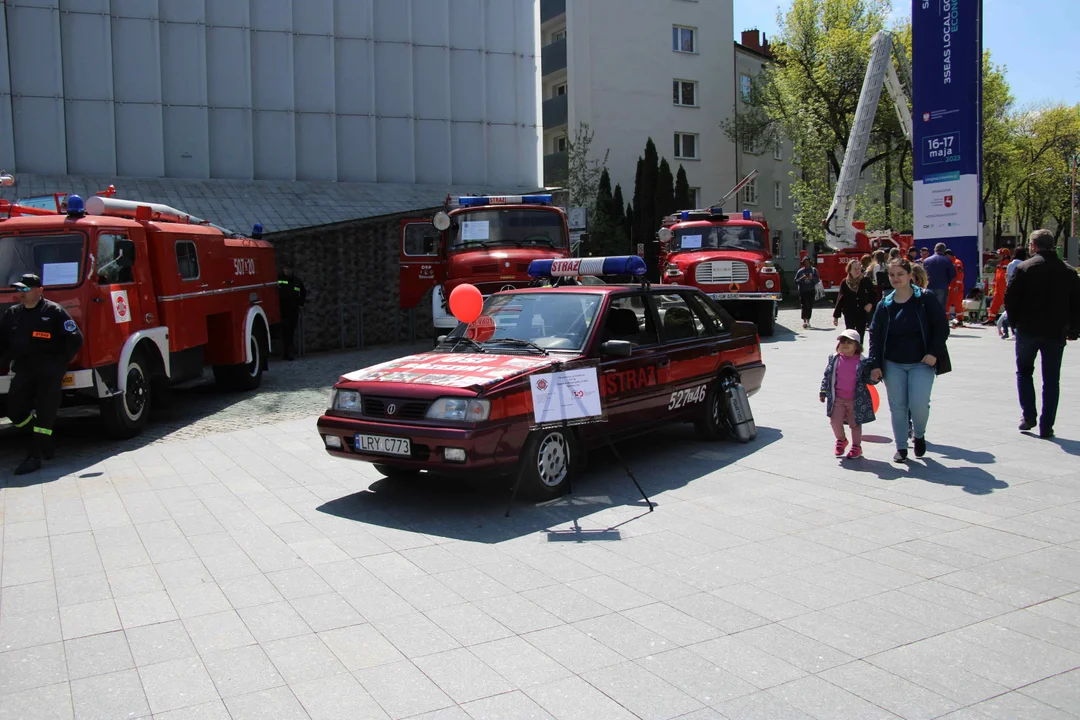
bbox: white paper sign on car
[530,367,602,424]
[681,234,703,249]
[41,262,80,286]
[461,221,490,241]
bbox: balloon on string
[449,283,483,324]
[867,383,880,414]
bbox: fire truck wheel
[101,352,152,439]
[756,304,776,336]
[694,377,732,441]
[519,428,579,500]
[214,325,267,392]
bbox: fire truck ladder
[823,31,913,250]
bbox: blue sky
[733,0,1080,108]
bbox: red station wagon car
[317,256,766,498]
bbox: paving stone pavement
[2,307,1080,719]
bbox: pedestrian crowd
[815,229,1080,464]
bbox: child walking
[820,329,877,459]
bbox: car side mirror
[600,340,632,357]
[116,239,136,268]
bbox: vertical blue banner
[912,0,982,291]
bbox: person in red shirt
[945,250,965,326]
[986,247,1010,322]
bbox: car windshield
[674,225,765,252]
[448,208,568,251]
[449,292,602,352]
[0,234,84,287]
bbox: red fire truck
[656,174,781,336]
[0,184,279,438]
[399,194,572,338]
[801,222,914,293]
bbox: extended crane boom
[823,31,913,250]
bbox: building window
[674,132,698,160]
[742,136,759,154]
[552,29,566,42]
[672,26,696,53]
[689,188,700,208]
[555,136,568,153]
[773,231,784,258]
[672,80,697,107]
[773,140,782,160]
[774,181,783,209]
[743,178,757,205]
[739,74,752,101]
[554,83,567,97]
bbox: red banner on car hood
[341,353,557,389]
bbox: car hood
[668,250,766,266]
[340,352,568,391]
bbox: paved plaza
[2,308,1079,719]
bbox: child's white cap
[837,329,861,344]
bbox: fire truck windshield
[0,233,84,288]
[674,225,765,252]
[448,208,567,251]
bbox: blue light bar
[742,209,752,219]
[528,255,648,279]
[458,194,552,207]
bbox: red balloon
[449,283,483,324]
[867,383,880,414]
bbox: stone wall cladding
[269,208,441,353]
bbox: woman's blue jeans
[883,361,936,450]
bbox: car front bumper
[316,414,527,472]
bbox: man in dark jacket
[278,264,306,361]
[922,242,957,310]
[0,274,84,474]
[1004,229,1080,438]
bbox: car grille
[695,260,750,285]
[361,397,431,420]
[471,263,499,274]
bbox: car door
[594,291,668,436]
[89,231,145,367]
[653,290,722,419]
[399,220,443,310]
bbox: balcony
[544,152,568,185]
[542,38,567,77]
[543,94,568,129]
[541,0,566,24]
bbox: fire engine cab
[800,222,913,293]
[0,184,279,438]
[399,194,572,338]
[657,205,781,336]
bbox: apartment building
[540,0,736,215]
[732,30,801,278]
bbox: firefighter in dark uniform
[0,274,83,474]
[277,264,306,361]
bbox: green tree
[610,184,629,254]
[655,158,676,221]
[1011,104,1080,240]
[587,168,616,256]
[633,140,660,245]
[674,165,692,210]
[980,52,1018,244]
[565,122,610,210]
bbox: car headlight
[426,397,490,422]
[333,389,361,411]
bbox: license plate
[710,293,741,300]
[61,373,75,388]
[355,434,411,457]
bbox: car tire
[756,303,776,336]
[214,325,267,392]
[101,351,152,439]
[373,464,422,480]
[518,427,578,500]
[694,377,732,441]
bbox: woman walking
[832,259,877,343]
[795,257,820,329]
[868,259,951,463]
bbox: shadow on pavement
[1047,436,1080,456]
[317,425,783,544]
[927,442,996,464]
[846,455,1009,496]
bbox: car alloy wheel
[536,431,569,487]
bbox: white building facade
[0,0,541,189]
[732,31,800,279]
[540,0,736,212]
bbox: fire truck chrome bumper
[708,293,781,302]
[0,369,97,394]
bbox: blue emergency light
[743,209,752,219]
[528,255,648,279]
[66,194,85,215]
[458,194,552,207]
[679,206,726,221]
